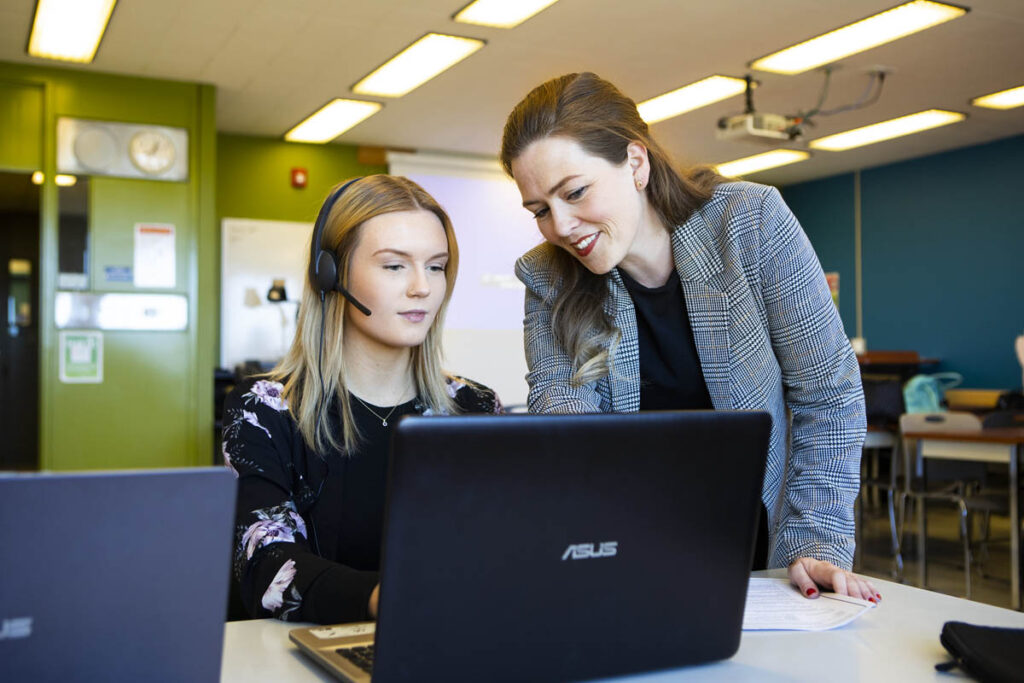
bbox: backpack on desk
[937,621,1024,682]
[903,372,962,413]
[997,389,1024,411]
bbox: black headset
[309,177,372,316]
[304,177,375,554]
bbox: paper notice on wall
[825,272,839,309]
[134,223,175,288]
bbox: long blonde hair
[500,72,723,386]
[270,175,459,455]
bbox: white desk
[221,569,1024,682]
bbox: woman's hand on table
[788,557,881,603]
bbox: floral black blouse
[222,375,502,623]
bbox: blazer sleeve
[222,380,378,623]
[515,245,605,414]
[756,187,866,569]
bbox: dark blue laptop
[0,468,236,682]
[291,411,770,682]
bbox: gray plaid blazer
[514,181,865,569]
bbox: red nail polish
[876,593,882,599]
[868,597,876,603]
[806,588,817,596]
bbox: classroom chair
[898,412,988,598]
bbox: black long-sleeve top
[620,267,768,568]
[222,375,502,623]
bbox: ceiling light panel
[637,76,748,124]
[284,100,383,144]
[750,1,967,75]
[453,0,561,28]
[971,85,1024,110]
[809,109,965,151]
[353,34,485,98]
[28,0,118,63]
[715,150,810,177]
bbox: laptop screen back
[373,411,770,683]
[0,468,236,682]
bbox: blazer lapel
[605,270,642,412]
[673,209,732,410]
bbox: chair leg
[918,495,928,589]
[959,499,972,599]
[870,450,881,508]
[887,488,904,580]
[978,510,992,577]
[889,437,907,582]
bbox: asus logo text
[562,541,618,560]
[0,617,33,640]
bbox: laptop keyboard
[336,645,374,674]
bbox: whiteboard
[220,217,311,370]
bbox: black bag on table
[936,621,1024,682]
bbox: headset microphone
[309,177,372,317]
[334,282,371,317]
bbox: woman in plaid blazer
[501,73,876,602]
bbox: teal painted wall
[0,61,217,470]
[783,134,1024,389]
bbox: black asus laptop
[0,468,236,682]
[291,411,771,683]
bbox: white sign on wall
[134,223,176,288]
[59,330,103,383]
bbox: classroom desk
[220,569,1024,682]
[857,351,939,383]
[903,427,1024,611]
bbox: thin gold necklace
[352,395,401,427]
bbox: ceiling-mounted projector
[716,113,801,144]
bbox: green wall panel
[194,84,218,469]
[0,80,43,172]
[89,178,192,292]
[217,134,386,223]
[50,72,197,129]
[0,60,216,471]
[49,332,191,470]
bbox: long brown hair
[270,175,459,455]
[500,72,723,386]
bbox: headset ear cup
[315,250,338,294]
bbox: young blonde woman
[222,175,501,623]
[501,73,877,603]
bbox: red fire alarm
[291,167,308,188]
